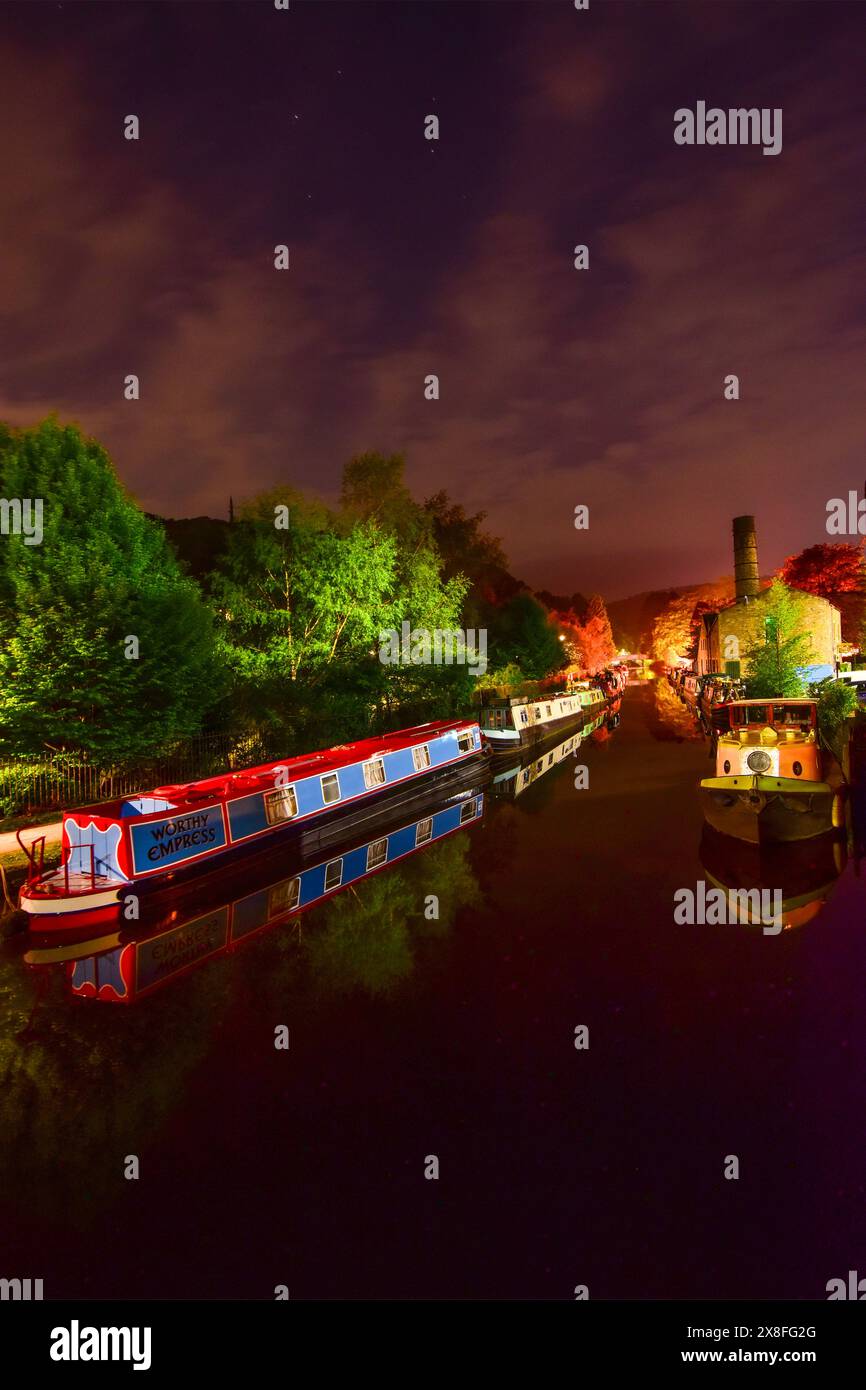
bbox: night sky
[2,0,865,598]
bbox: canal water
[2,682,865,1301]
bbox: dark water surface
[2,684,865,1300]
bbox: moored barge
[18,718,483,928]
[699,698,844,844]
[477,669,623,754]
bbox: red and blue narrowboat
[18,718,483,928]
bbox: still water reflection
[1,684,865,1300]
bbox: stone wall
[700,586,841,675]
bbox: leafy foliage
[814,677,859,755]
[572,594,617,673]
[212,459,471,726]
[0,419,221,757]
[779,542,865,597]
[649,580,735,665]
[743,581,816,698]
[486,592,565,679]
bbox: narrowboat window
[416,817,433,846]
[520,709,528,725]
[264,785,298,825]
[413,744,431,771]
[547,753,554,767]
[546,704,553,717]
[773,704,811,728]
[734,705,769,726]
[324,859,343,891]
[460,800,477,824]
[268,876,300,916]
[363,758,387,789]
[535,706,542,718]
[367,837,388,870]
[457,730,474,753]
[321,772,341,804]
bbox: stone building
[696,516,841,677]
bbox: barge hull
[700,775,839,845]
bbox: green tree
[488,593,565,679]
[743,581,816,698]
[341,456,468,634]
[0,419,220,757]
[424,490,508,580]
[341,451,424,545]
[213,489,397,694]
[814,676,858,758]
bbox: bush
[815,678,859,756]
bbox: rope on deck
[0,864,18,915]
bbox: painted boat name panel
[130,804,227,874]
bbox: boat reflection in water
[24,781,487,1003]
[698,822,846,931]
[22,697,627,1003]
[490,704,620,802]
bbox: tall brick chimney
[732,515,760,602]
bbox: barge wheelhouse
[18,718,483,928]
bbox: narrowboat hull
[19,719,485,929]
[700,774,841,844]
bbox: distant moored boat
[477,668,624,755]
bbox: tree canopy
[572,594,617,673]
[487,592,565,679]
[743,581,816,698]
[212,459,470,723]
[0,419,220,757]
[779,542,865,597]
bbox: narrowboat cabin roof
[729,697,816,703]
[476,683,599,709]
[62,718,479,821]
[724,699,817,729]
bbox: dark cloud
[1,1,865,597]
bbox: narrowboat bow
[18,718,484,927]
